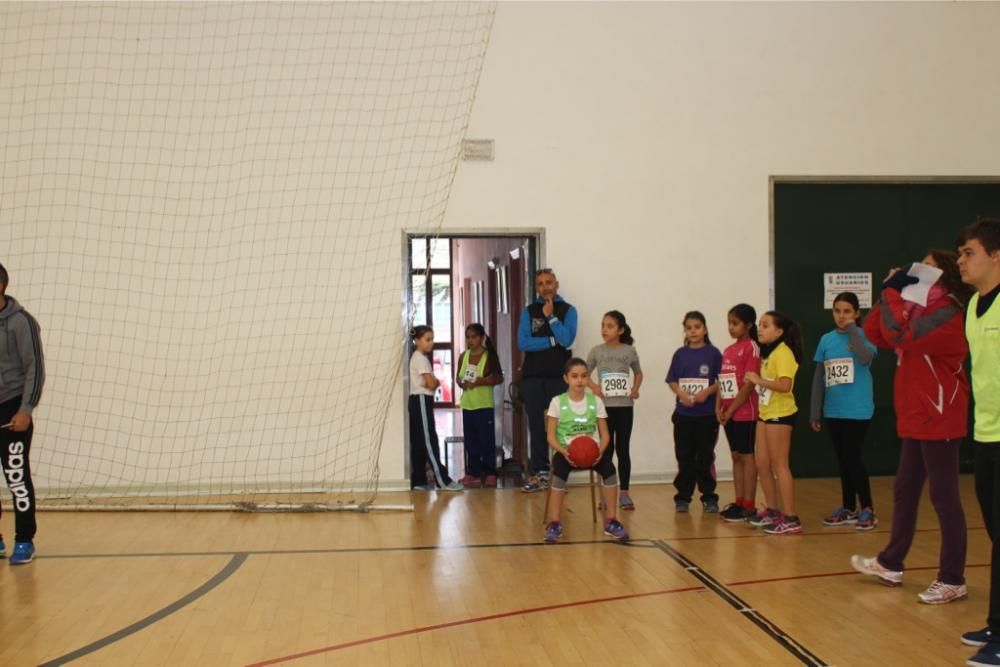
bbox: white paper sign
[824,272,873,309]
[900,263,944,307]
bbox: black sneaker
[719,503,741,520]
[721,504,751,523]
[703,499,720,514]
[964,628,997,648]
[968,644,1000,667]
[675,500,690,513]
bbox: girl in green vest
[543,357,629,543]
[455,323,504,488]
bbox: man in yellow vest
[957,218,1000,667]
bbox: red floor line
[244,584,705,666]
[246,559,993,666]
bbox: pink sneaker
[483,475,498,488]
[850,554,903,586]
[457,475,480,487]
[918,580,967,605]
[763,515,801,535]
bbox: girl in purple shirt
[666,311,722,513]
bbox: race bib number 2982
[601,371,631,398]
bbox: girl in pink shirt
[716,304,761,522]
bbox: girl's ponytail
[483,333,502,377]
[621,323,634,346]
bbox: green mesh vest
[555,392,599,447]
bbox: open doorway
[405,232,539,487]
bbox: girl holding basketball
[666,311,722,514]
[586,310,643,509]
[543,357,629,543]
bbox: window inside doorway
[410,237,454,406]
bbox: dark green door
[773,181,1000,477]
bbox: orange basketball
[567,436,600,467]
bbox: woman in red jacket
[851,249,972,605]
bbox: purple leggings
[878,438,967,585]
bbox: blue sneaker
[9,542,34,565]
[0,536,5,558]
[603,518,629,541]
[522,474,549,493]
[543,521,564,543]
[968,644,1000,667]
[823,507,858,526]
[963,627,997,647]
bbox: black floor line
[651,539,828,667]
[37,537,648,560]
[37,553,248,667]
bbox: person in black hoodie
[0,262,45,565]
[517,269,578,492]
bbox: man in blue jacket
[517,269,577,492]
[0,262,45,565]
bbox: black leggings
[672,413,719,503]
[826,417,873,510]
[606,406,634,490]
[551,448,617,486]
[0,396,36,543]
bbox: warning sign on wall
[823,273,873,309]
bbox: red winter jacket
[864,288,969,441]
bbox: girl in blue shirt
[809,292,878,530]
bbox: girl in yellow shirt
[745,311,803,535]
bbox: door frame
[401,228,545,483]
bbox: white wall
[381,1,1000,485]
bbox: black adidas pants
[0,395,36,543]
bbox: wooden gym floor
[0,476,990,666]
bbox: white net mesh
[0,1,495,509]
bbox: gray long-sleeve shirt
[0,296,45,414]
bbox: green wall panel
[773,182,1000,478]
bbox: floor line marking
[652,539,828,667]
[244,584,706,667]
[38,553,248,667]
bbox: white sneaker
[918,579,967,605]
[440,481,464,492]
[850,554,903,586]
